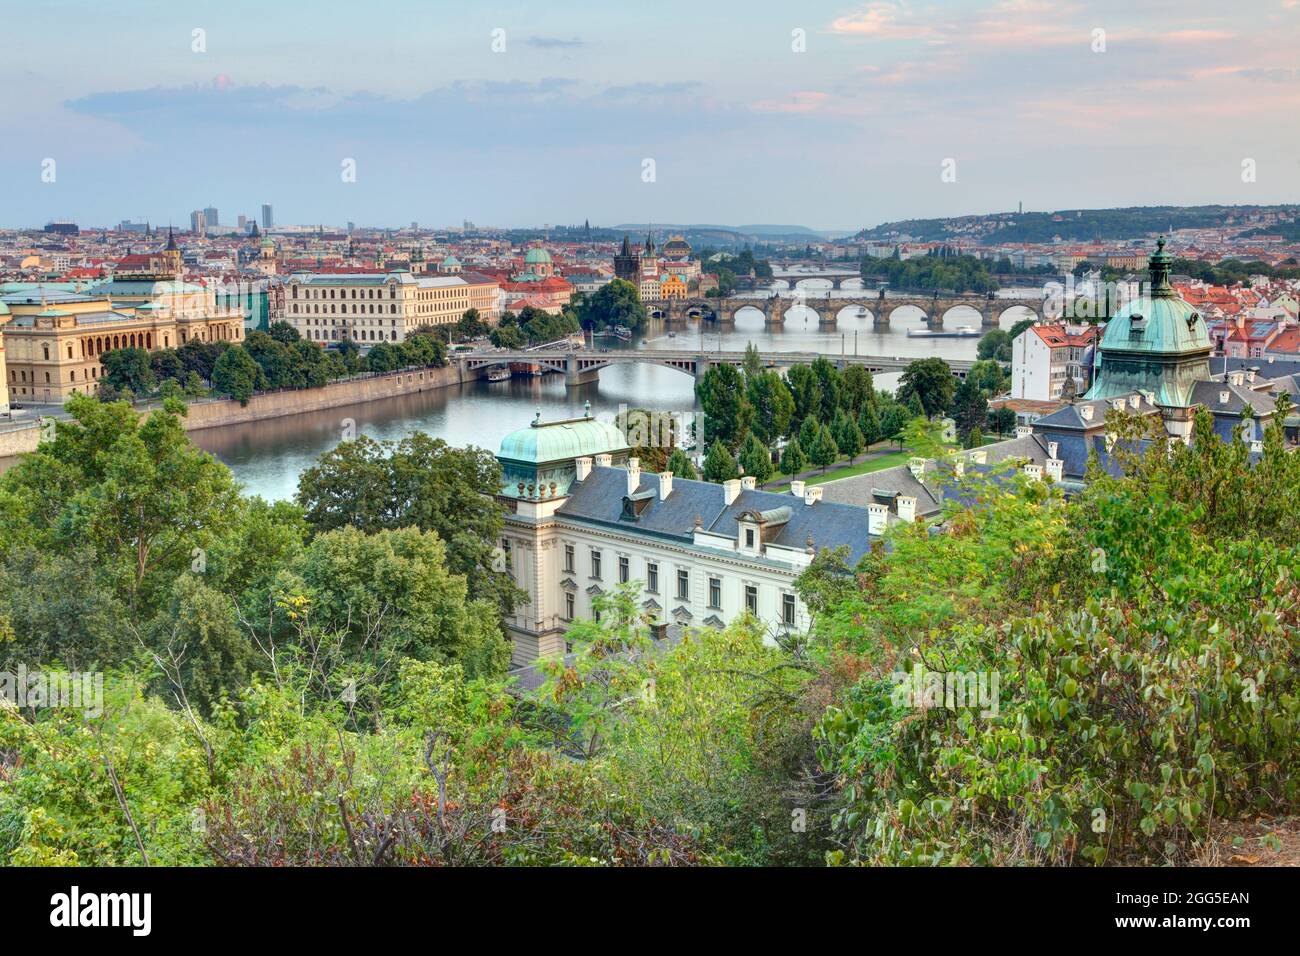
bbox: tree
[949,379,989,445]
[268,321,301,344]
[840,366,874,416]
[702,440,739,482]
[696,363,754,450]
[738,433,774,485]
[881,403,911,449]
[809,422,839,473]
[291,525,512,681]
[833,409,864,463]
[149,349,185,384]
[365,341,402,373]
[810,357,843,424]
[988,406,1018,436]
[101,348,156,396]
[295,433,522,613]
[785,364,822,432]
[898,358,955,420]
[579,277,647,331]
[746,370,795,444]
[742,342,763,379]
[904,390,926,419]
[778,437,807,475]
[454,308,490,342]
[966,359,1009,397]
[666,448,697,480]
[212,346,263,405]
[976,328,1012,362]
[858,403,883,448]
[489,325,525,349]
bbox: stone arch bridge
[459,348,976,387]
[645,291,1046,330]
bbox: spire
[165,225,176,251]
[1148,236,1174,297]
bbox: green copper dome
[1085,238,1212,408]
[523,247,552,266]
[497,406,629,500]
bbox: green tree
[949,378,989,444]
[833,409,864,463]
[579,277,647,331]
[840,366,875,416]
[666,447,697,480]
[738,433,774,485]
[101,347,156,396]
[976,328,1012,362]
[858,403,883,448]
[746,370,795,443]
[696,363,754,450]
[702,440,739,482]
[295,433,521,613]
[778,437,807,475]
[881,403,911,449]
[898,358,955,420]
[212,346,263,405]
[809,422,839,473]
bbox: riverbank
[0,362,467,461]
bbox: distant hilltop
[856,204,1300,245]
[613,223,850,242]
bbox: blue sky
[4,0,1298,230]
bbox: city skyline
[5,0,1299,230]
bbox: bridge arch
[994,304,1040,329]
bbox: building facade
[283,270,500,345]
[495,408,877,664]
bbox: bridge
[459,348,976,387]
[643,290,1047,330]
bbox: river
[189,299,1037,502]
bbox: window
[500,538,511,570]
[745,528,755,548]
[745,585,758,615]
[590,549,602,580]
[565,592,575,620]
[708,577,721,609]
[563,544,574,573]
[676,569,689,600]
[619,556,629,584]
[646,562,659,594]
[782,593,796,626]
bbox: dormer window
[745,528,755,549]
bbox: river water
[187,295,1041,502]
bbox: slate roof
[557,466,876,564]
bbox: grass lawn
[770,450,913,492]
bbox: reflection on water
[185,313,999,502]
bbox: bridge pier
[565,354,600,387]
[981,308,999,329]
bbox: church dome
[1085,237,1213,408]
[524,247,552,266]
[662,235,692,259]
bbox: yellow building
[285,270,495,345]
[659,273,688,300]
[0,300,11,416]
[2,280,244,404]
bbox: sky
[3,0,1299,231]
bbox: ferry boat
[486,365,512,382]
[907,325,980,339]
[668,330,677,338]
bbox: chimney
[1024,463,1043,481]
[1047,441,1058,459]
[575,456,593,481]
[657,471,673,500]
[723,478,742,505]
[907,456,926,480]
[1127,394,1140,410]
[969,449,987,465]
[1230,371,1244,387]
[804,486,823,506]
[790,480,806,498]
[1219,389,1230,405]
[897,495,916,522]
[1246,367,1258,383]
[595,453,613,467]
[627,457,641,495]
[1110,399,1125,412]
[1015,424,1033,438]
[1046,458,1064,482]
[741,475,756,491]
[1079,405,1094,422]
[867,502,888,535]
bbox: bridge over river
[459,348,976,387]
[644,290,1048,330]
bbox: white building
[283,270,498,346]
[495,408,880,664]
[1011,323,1101,402]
